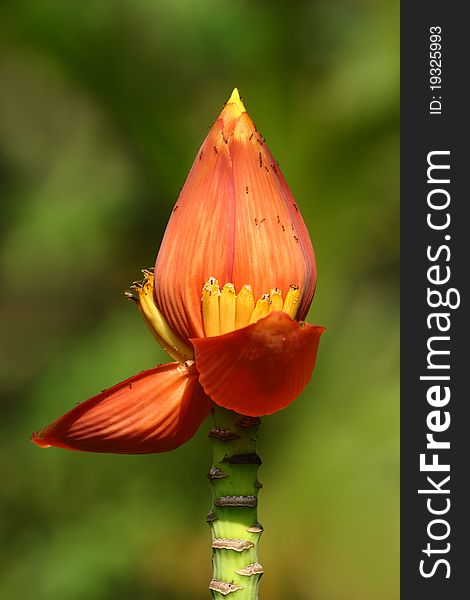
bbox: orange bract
[155,89,316,342]
[32,363,211,453]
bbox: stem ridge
[214,495,258,508]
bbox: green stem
[207,407,263,599]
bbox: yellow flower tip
[226,87,246,116]
[218,88,248,139]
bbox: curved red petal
[31,363,211,454]
[192,312,324,417]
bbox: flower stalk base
[207,407,263,599]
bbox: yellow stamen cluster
[201,277,301,337]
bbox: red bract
[32,89,324,454]
[155,89,316,340]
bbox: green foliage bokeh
[0,1,399,599]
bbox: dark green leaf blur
[0,1,399,598]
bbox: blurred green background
[0,1,399,599]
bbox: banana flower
[32,89,324,454]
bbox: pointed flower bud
[155,89,316,341]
